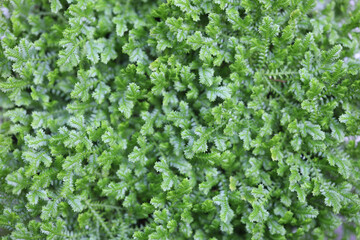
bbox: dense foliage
[1,0,360,239]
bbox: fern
[1,0,360,239]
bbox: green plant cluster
[1,0,360,239]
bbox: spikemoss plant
[1,0,360,239]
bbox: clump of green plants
[1,0,360,239]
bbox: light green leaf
[199,67,214,86]
[290,135,302,151]
[68,115,85,130]
[119,97,134,119]
[239,128,251,150]
[207,86,231,101]
[154,159,176,191]
[84,40,103,64]
[294,204,319,221]
[99,38,117,64]
[193,137,208,153]
[57,39,81,72]
[71,81,90,101]
[214,136,227,152]
[113,16,128,37]
[103,182,127,200]
[330,122,345,142]
[270,146,283,161]
[213,193,234,224]
[23,149,52,167]
[27,190,47,205]
[268,219,286,235]
[327,153,351,179]
[321,185,342,213]
[129,146,147,164]
[63,153,83,171]
[24,130,50,150]
[304,121,325,140]
[174,0,200,21]
[249,204,269,222]
[92,82,110,104]
[41,200,59,220]
[6,169,27,195]
[50,0,62,13]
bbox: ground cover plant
[0,0,360,239]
